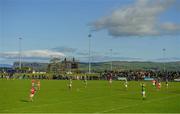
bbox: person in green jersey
[166,79,169,88]
[141,83,146,100]
[68,78,72,90]
[83,76,87,88]
[124,79,128,90]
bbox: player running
[124,79,128,90]
[108,73,113,88]
[68,78,72,90]
[37,80,41,90]
[157,81,161,90]
[165,79,168,88]
[83,76,87,88]
[31,79,35,87]
[141,83,146,100]
[152,80,156,86]
[29,87,35,102]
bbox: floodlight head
[88,34,92,38]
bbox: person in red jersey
[108,73,113,88]
[32,79,35,87]
[157,81,161,90]
[152,80,156,86]
[109,77,112,84]
[29,87,35,102]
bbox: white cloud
[91,0,180,37]
[161,22,180,31]
[51,46,77,53]
[78,55,143,62]
[0,50,65,59]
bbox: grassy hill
[79,61,180,72]
[3,61,180,72]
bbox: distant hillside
[2,61,180,72]
[0,64,12,68]
[13,62,48,71]
[79,61,180,72]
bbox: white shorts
[125,85,128,88]
[142,91,145,95]
[30,94,34,98]
[109,80,112,83]
[153,83,155,86]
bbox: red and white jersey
[31,88,35,94]
[109,78,112,83]
[32,80,35,86]
[32,80,35,83]
[157,82,161,89]
[158,82,161,86]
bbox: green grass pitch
[0,80,180,113]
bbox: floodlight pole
[19,37,22,69]
[70,57,72,73]
[110,49,113,71]
[162,48,166,72]
[88,34,91,74]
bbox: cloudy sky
[0,0,180,64]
